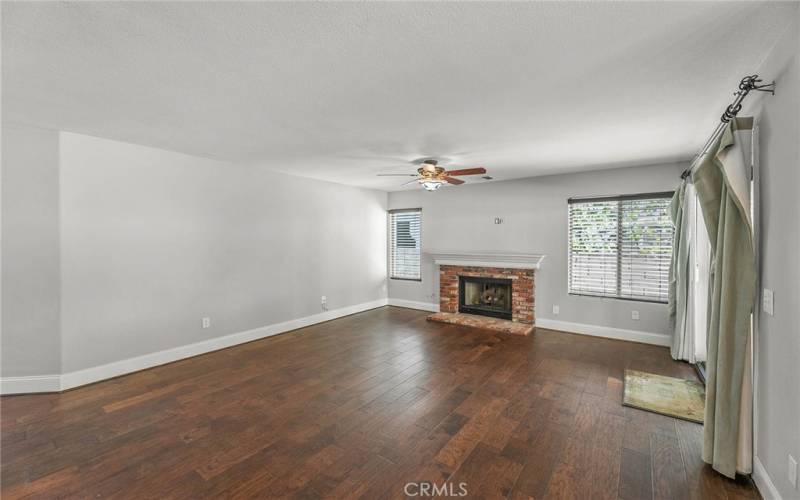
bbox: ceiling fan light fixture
[421,179,444,191]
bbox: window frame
[388,208,422,282]
[567,191,674,304]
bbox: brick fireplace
[427,253,544,335]
[439,266,534,323]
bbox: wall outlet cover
[552,305,560,315]
[631,310,640,320]
[762,288,774,316]
[201,317,211,329]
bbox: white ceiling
[2,2,795,191]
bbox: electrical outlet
[763,288,774,316]
[552,305,560,315]
[201,317,211,329]
[321,296,328,311]
[789,454,798,489]
[631,310,640,320]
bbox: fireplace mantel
[428,252,546,270]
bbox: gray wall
[749,7,800,498]
[58,132,388,372]
[387,162,686,336]
[1,127,387,378]
[1,126,62,377]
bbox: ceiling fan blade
[443,176,465,185]
[444,167,486,176]
[401,179,420,186]
[377,174,417,176]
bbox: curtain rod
[680,75,775,180]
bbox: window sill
[568,292,667,305]
[390,277,422,282]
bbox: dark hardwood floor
[1,306,758,499]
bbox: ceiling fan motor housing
[419,160,444,177]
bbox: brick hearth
[438,265,535,324]
[427,312,533,336]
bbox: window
[389,209,421,280]
[568,192,674,303]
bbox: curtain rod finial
[740,75,776,95]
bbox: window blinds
[568,192,673,302]
[389,209,421,280]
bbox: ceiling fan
[377,160,487,191]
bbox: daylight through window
[568,192,674,302]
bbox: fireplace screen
[459,276,512,320]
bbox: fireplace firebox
[458,276,513,320]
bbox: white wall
[58,132,387,373]
[1,126,62,377]
[1,127,387,388]
[748,6,800,499]
[387,162,685,338]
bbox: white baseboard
[387,298,439,312]
[753,456,783,500]
[535,318,671,347]
[0,374,62,395]
[2,298,389,395]
[382,303,669,347]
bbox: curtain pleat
[669,181,693,361]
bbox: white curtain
[671,183,709,364]
[688,183,710,363]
